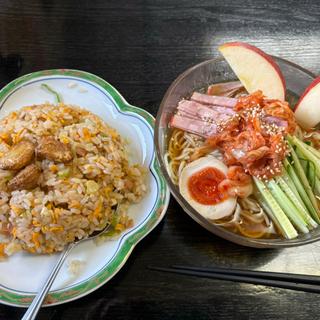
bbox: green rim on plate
[0,69,169,307]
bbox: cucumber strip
[296,148,308,173]
[315,178,320,196]
[267,179,309,233]
[303,140,320,160]
[295,146,316,190]
[282,167,302,201]
[253,190,283,235]
[275,176,317,229]
[253,177,298,239]
[307,160,317,191]
[286,141,320,217]
[284,160,320,223]
[289,136,320,179]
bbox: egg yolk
[187,167,227,205]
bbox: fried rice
[0,103,147,256]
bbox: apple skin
[294,76,320,128]
[219,41,286,100]
[294,76,320,111]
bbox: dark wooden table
[1,1,320,319]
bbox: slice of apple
[219,42,286,100]
[294,77,320,129]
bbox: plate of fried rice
[0,69,170,306]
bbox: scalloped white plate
[0,69,169,307]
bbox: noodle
[166,127,277,238]
[165,87,279,239]
[166,129,205,184]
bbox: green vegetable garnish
[57,168,70,179]
[253,177,298,239]
[41,83,62,104]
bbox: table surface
[1,1,320,319]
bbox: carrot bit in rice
[49,226,64,233]
[32,232,41,248]
[32,220,41,227]
[60,136,69,144]
[0,132,10,144]
[82,128,91,141]
[0,243,7,257]
[50,164,58,173]
[11,227,17,238]
[115,223,125,232]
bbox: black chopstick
[172,265,320,285]
[148,265,320,294]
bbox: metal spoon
[22,223,111,320]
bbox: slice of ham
[191,92,237,108]
[206,105,236,115]
[171,112,287,138]
[176,110,200,121]
[178,99,236,115]
[170,114,218,138]
[207,81,244,97]
[177,100,235,123]
[264,115,288,128]
[170,91,288,138]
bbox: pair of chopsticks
[148,265,320,293]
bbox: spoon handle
[22,243,75,320]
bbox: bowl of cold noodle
[155,41,320,247]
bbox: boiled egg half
[179,156,237,220]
